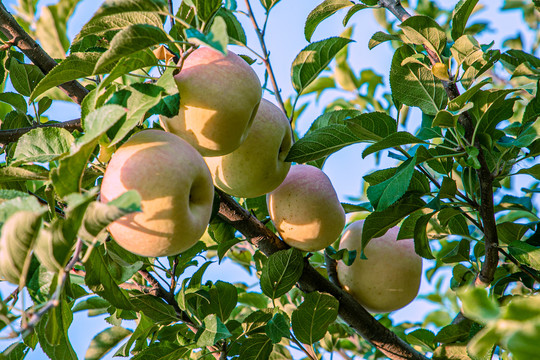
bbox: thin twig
[243,0,287,116]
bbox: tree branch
[0,119,82,145]
[377,0,500,285]
[0,3,89,104]
[216,191,427,360]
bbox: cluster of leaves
[0,0,538,359]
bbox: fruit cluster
[100,47,422,313]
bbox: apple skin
[337,220,422,313]
[160,47,262,157]
[204,99,292,198]
[267,164,345,252]
[100,130,214,257]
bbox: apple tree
[0,0,539,359]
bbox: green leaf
[131,342,191,360]
[12,127,74,165]
[362,131,426,158]
[497,222,530,244]
[0,92,27,113]
[49,141,96,198]
[435,320,473,344]
[239,335,273,360]
[130,295,178,324]
[80,191,142,240]
[94,24,171,74]
[362,195,425,249]
[291,37,353,94]
[0,196,44,225]
[346,112,398,141]
[217,8,247,45]
[508,241,540,271]
[243,310,273,334]
[36,300,77,360]
[199,281,238,322]
[413,212,436,259]
[85,326,132,360]
[195,314,232,347]
[51,105,126,197]
[390,45,448,115]
[0,211,43,285]
[469,89,517,135]
[75,0,167,39]
[406,329,436,351]
[368,31,402,50]
[399,15,447,55]
[34,0,79,58]
[191,0,222,22]
[304,0,353,42]
[8,59,45,97]
[107,83,165,145]
[457,286,500,324]
[98,49,158,90]
[84,245,135,310]
[186,16,229,54]
[515,163,540,180]
[30,52,105,101]
[343,4,369,26]
[260,248,304,299]
[285,124,360,163]
[265,313,290,344]
[307,109,360,131]
[451,0,480,41]
[291,292,339,344]
[367,155,417,211]
[259,0,281,11]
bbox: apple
[337,220,422,313]
[160,47,262,157]
[267,164,345,251]
[100,130,214,257]
[204,99,292,198]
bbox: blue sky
[0,0,537,359]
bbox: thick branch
[0,4,89,104]
[378,0,500,284]
[216,191,427,360]
[0,119,82,145]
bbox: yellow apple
[267,164,345,251]
[100,130,214,257]
[160,47,262,156]
[337,220,422,313]
[204,99,292,198]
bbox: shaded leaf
[291,292,338,344]
[260,248,303,299]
